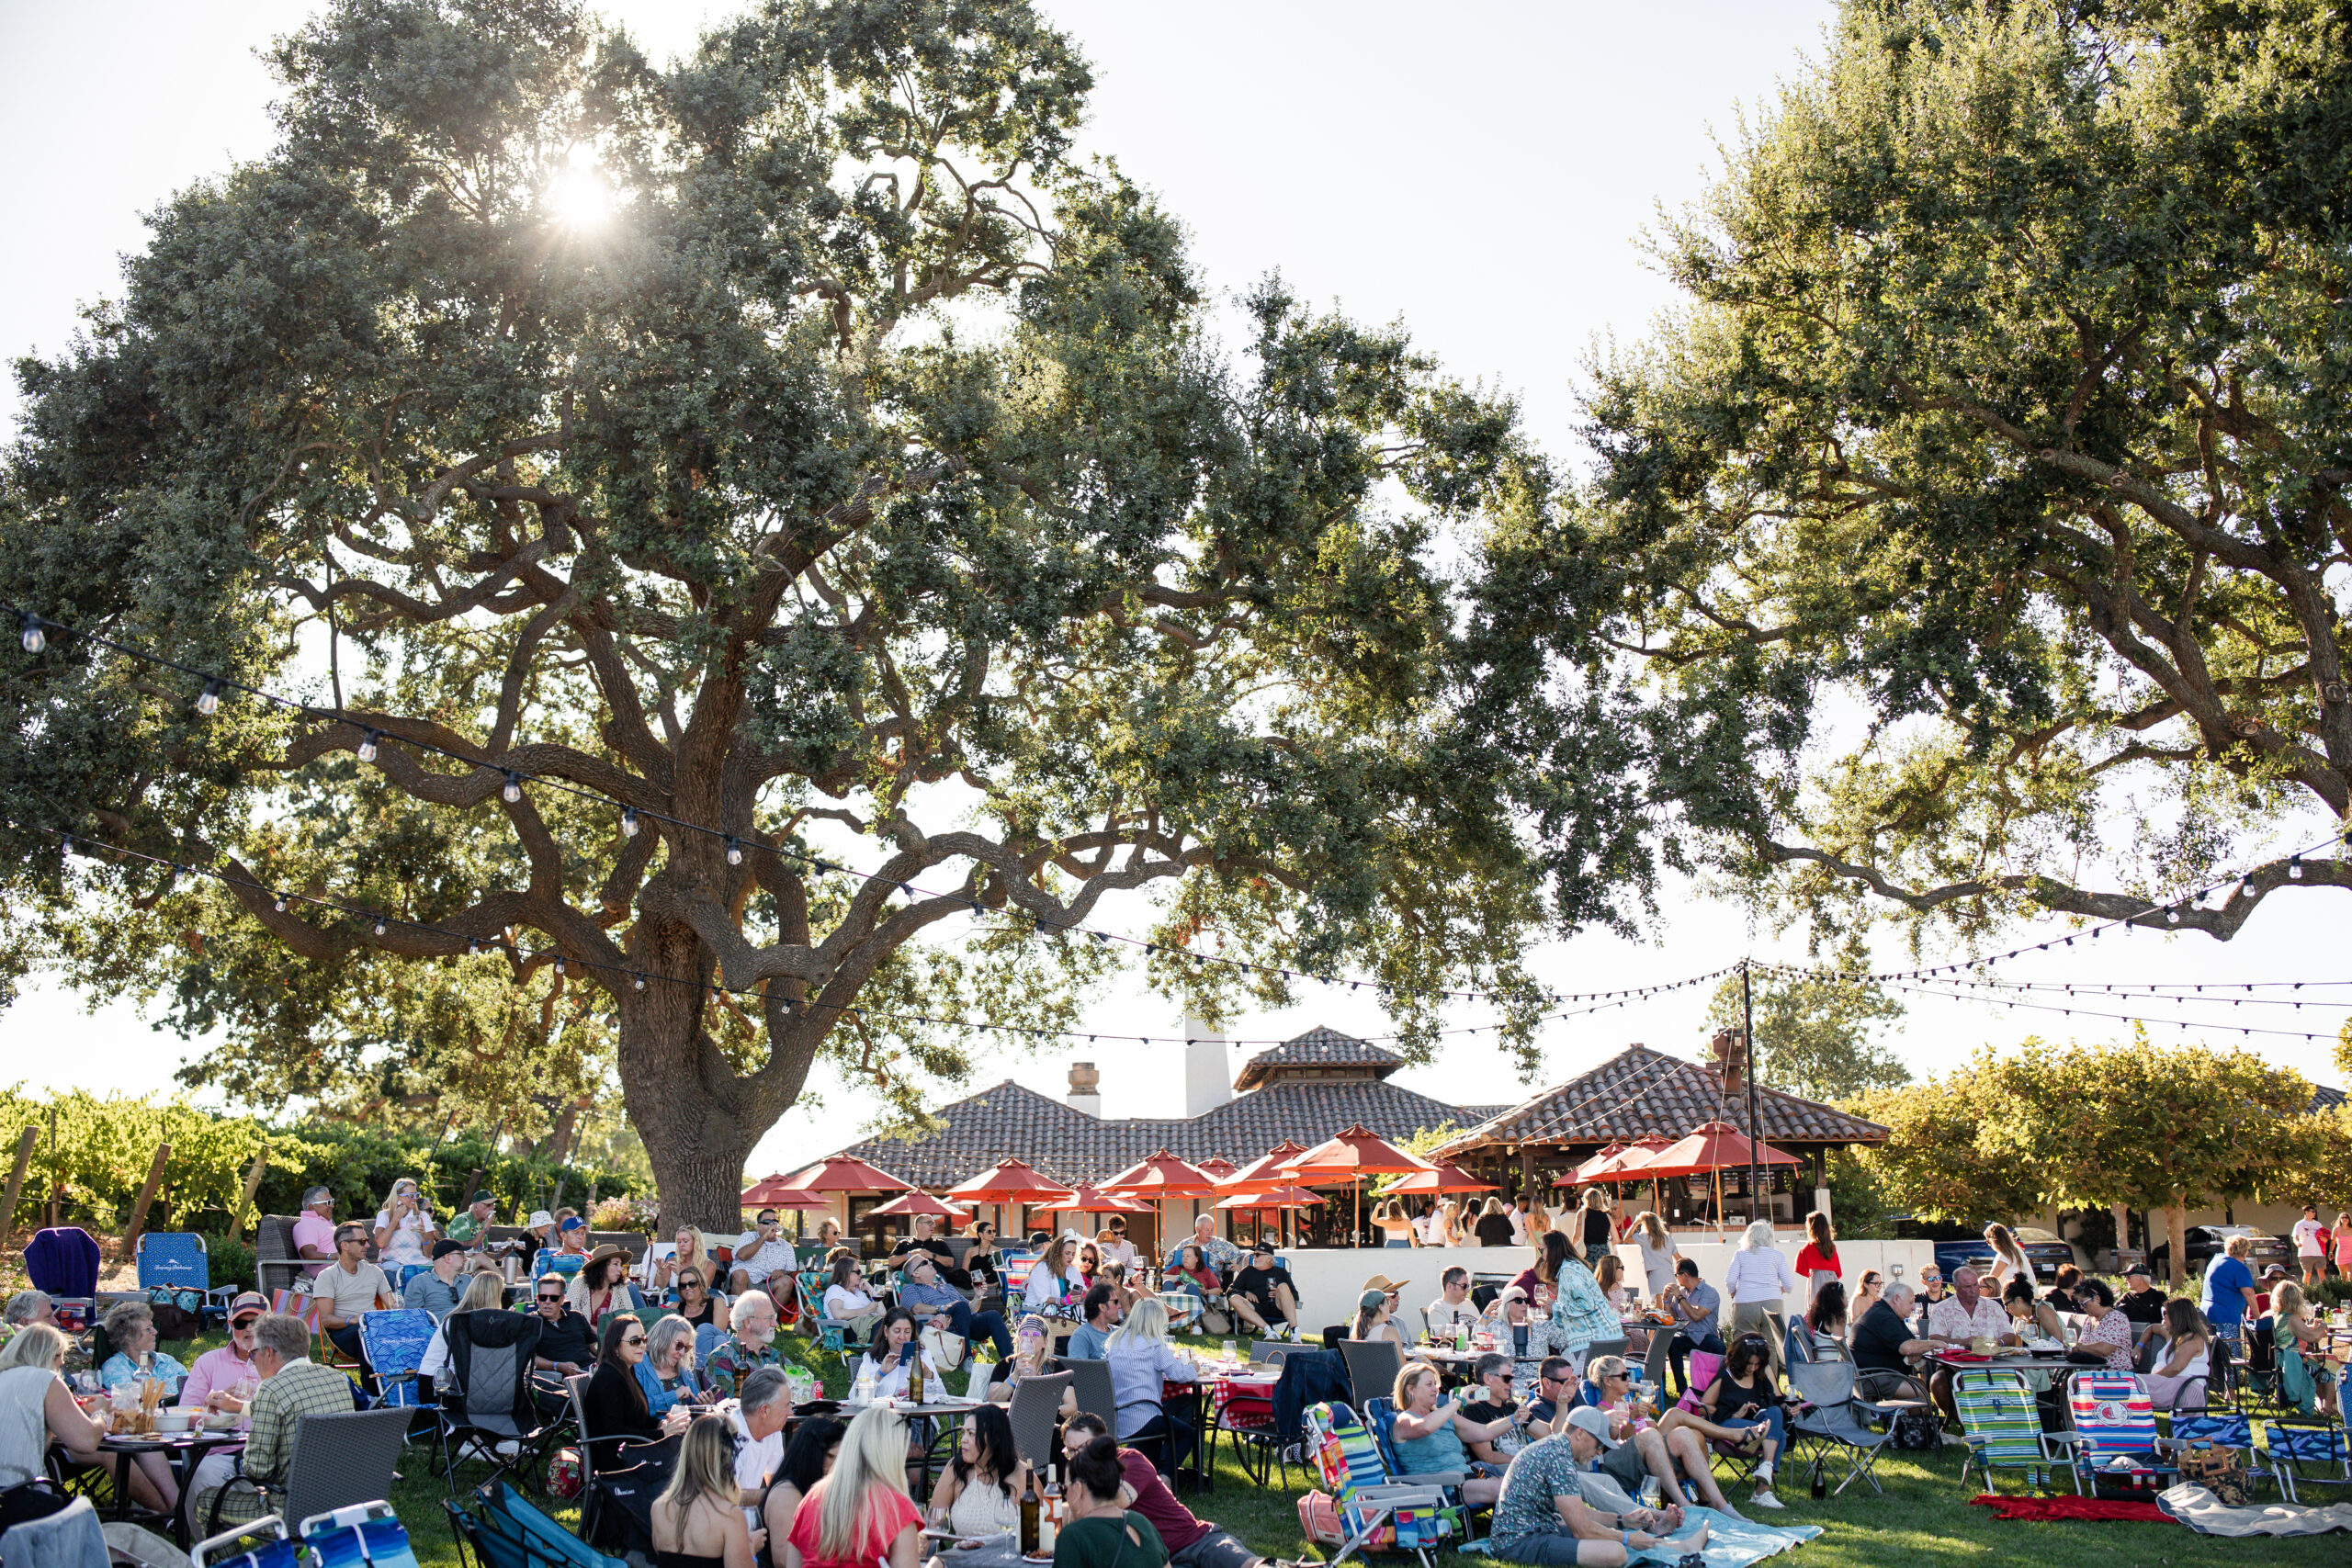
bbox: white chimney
[1184,1012,1232,1117]
[1066,1061,1102,1118]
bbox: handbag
[1297,1491,1344,1546]
[2177,1441,2253,1507]
[921,1324,968,1372]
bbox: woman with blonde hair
[1472,1196,1516,1248]
[1,1323,178,1513]
[1023,1235,1080,1313]
[654,1413,763,1568]
[650,1227,714,1297]
[784,1403,922,1568]
[1104,1297,1198,1441]
[1577,1186,1615,1260]
[1373,1198,1418,1249]
[1429,1200,1461,1248]
[1632,1211,1678,1302]
[2271,1280,2341,1417]
[984,1314,1078,1417]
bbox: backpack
[1891,1404,1941,1450]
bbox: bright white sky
[2,1,2343,1179]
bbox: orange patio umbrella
[1635,1121,1800,1236]
[1215,1184,1326,1211]
[774,1155,916,1193]
[1560,1143,1629,1185]
[865,1190,970,1220]
[1102,1149,1221,1197]
[1034,1185,1155,1216]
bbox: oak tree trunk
[614,981,794,1233]
[2166,1195,2189,1288]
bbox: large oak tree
[0,0,1555,1222]
[1465,0,2352,949]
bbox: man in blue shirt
[2199,1234,2258,1343]
[1065,1282,1124,1359]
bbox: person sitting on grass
[1485,1409,1707,1568]
[1224,1242,1301,1342]
[1387,1362,1516,1498]
[1056,1436,1168,1568]
[1057,1416,1309,1568]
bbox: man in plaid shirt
[191,1313,357,1526]
[705,1290,784,1400]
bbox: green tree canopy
[1463,0,2352,950]
[0,0,1555,1222]
[1705,949,1911,1100]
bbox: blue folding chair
[446,1478,629,1568]
[357,1308,440,1409]
[300,1503,422,1568]
[24,1228,102,1326]
[2263,1421,2352,1503]
[193,1514,305,1568]
[138,1232,239,1325]
[532,1249,583,1280]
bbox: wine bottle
[909,1350,925,1405]
[1020,1472,1040,1555]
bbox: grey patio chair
[1252,1339,1295,1370]
[1639,1329,1676,1394]
[1340,1339,1405,1406]
[1005,1371,1074,1471]
[1055,1358,1118,1434]
[201,1406,412,1537]
[1786,1359,1899,1495]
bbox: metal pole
[1741,961,1762,1227]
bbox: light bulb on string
[272,895,287,912]
[196,681,223,716]
[502,771,524,804]
[726,836,743,866]
[356,730,379,764]
[373,919,387,937]
[621,807,639,838]
[632,973,646,990]
[18,613,45,654]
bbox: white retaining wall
[1271,1235,1939,1333]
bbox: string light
[501,771,524,804]
[620,807,639,838]
[373,919,387,937]
[356,730,379,764]
[17,612,43,655]
[195,681,223,716]
[725,836,743,866]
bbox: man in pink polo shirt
[289,1187,338,1278]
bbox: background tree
[1704,947,1909,1100]
[0,0,1555,1224]
[1849,1056,2045,1224]
[1462,0,2352,950]
[1975,1032,2316,1284]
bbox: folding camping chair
[1784,1359,1898,1496]
[193,1512,305,1568]
[2064,1370,2179,1499]
[136,1233,238,1325]
[1954,1367,2079,1495]
[794,1270,850,1362]
[357,1308,440,1412]
[2263,1421,2352,1503]
[1302,1402,1464,1568]
[436,1310,557,1496]
[2165,1410,2278,1500]
[1668,1349,1762,1486]
[1359,1398,1471,1488]
[446,1479,629,1568]
[24,1228,102,1328]
[298,1501,423,1568]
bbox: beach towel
[2156,1484,2352,1537]
[1625,1506,1821,1566]
[1969,1494,2171,1523]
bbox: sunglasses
[537,1292,564,1303]
[679,1277,704,1290]
[621,1335,647,1347]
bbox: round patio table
[89,1427,244,1546]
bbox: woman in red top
[1792,1211,1841,1306]
[785,1404,922,1568]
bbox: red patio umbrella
[1033,1185,1155,1216]
[1560,1143,1629,1185]
[1196,1156,1240,1180]
[1216,1141,1311,1196]
[1214,1184,1326,1211]
[739,1175,835,1210]
[1279,1123,1433,1242]
[774,1155,916,1193]
[1102,1149,1221,1197]
[865,1190,970,1219]
[1634,1121,1801,1235]
[943,1156,1077,1243]
[1384,1161,1495,1194]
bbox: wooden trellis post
[228,1156,268,1246]
[3,1127,37,1231]
[119,1142,173,1263]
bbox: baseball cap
[432,1238,467,1259]
[1251,1239,1277,1257]
[228,1292,267,1324]
[1564,1406,1620,1449]
[560,1215,586,1233]
[1357,1289,1388,1313]
[469,1190,495,1208]
[2124,1264,2152,1279]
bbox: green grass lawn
[150,1325,2344,1568]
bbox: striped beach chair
[2064,1371,2177,1497]
[1955,1368,2076,1495]
[1303,1401,1459,1568]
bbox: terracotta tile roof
[1232,1026,1408,1091]
[1432,1043,1890,1156]
[843,1076,1479,1190]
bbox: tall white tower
[1183,1011,1232,1117]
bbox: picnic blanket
[1969,1494,2171,1523]
[2157,1483,2352,1537]
[1516,1479,1817,1568]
